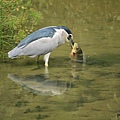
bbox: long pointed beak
[70,38,74,48]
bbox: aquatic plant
[0,0,42,61]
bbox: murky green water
[0,0,120,120]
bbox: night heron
[8,26,74,67]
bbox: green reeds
[0,0,42,61]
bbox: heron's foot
[45,63,48,67]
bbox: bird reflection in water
[8,51,86,96]
[8,68,71,96]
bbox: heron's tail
[8,47,23,58]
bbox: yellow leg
[43,52,51,67]
[36,55,40,67]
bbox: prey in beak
[69,42,84,62]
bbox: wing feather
[17,27,56,48]
[22,36,59,57]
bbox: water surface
[0,0,120,120]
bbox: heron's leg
[43,52,51,67]
[36,55,40,67]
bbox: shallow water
[0,0,120,120]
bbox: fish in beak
[69,42,84,62]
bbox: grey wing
[17,27,56,48]
[22,37,58,57]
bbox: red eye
[69,34,71,38]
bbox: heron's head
[67,34,74,47]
